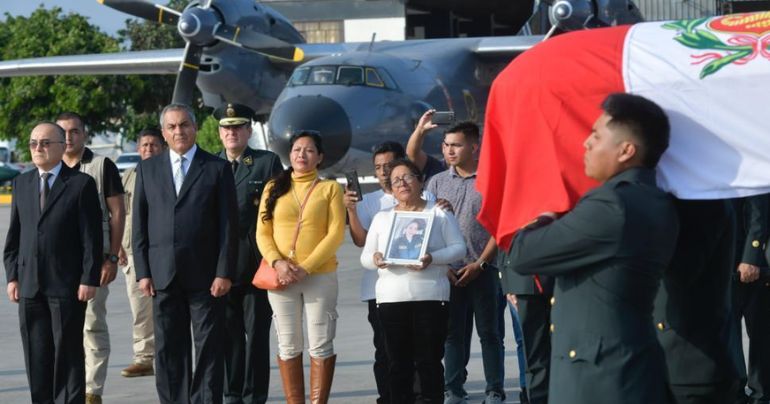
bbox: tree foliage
[0,1,221,157]
[0,7,136,158]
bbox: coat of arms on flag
[664,12,770,78]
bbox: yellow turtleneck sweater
[256,170,345,274]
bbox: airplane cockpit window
[377,68,398,90]
[337,66,364,85]
[289,67,310,86]
[308,66,337,84]
[365,68,384,88]
[289,65,397,90]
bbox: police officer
[215,103,283,404]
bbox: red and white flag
[478,12,770,250]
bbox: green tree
[0,7,136,159]
[196,116,222,154]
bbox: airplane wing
[0,49,183,77]
[472,35,543,57]
[294,42,365,60]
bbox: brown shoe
[85,393,102,404]
[309,354,336,404]
[121,362,154,377]
[277,355,305,404]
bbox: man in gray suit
[507,93,678,404]
[133,103,238,404]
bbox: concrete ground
[0,205,530,403]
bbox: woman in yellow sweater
[256,130,345,404]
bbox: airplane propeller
[98,0,304,105]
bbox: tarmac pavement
[0,205,530,403]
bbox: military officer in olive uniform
[731,194,770,404]
[654,198,743,403]
[506,93,678,404]
[498,252,552,404]
[215,103,283,404]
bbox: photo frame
[384,211,434,265]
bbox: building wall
[344,17,405,42]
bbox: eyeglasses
[29,140,64,148]
[390,174,419,188]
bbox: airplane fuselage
[268,38,514,176]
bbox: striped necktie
[40,172,51,211]
[174,156,186,196]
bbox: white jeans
[268,272,338,360]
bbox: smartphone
[345,170,363,201]
[431,111,455,125]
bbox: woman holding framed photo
[361,158,466,403]
[256,130,345,404]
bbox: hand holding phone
[430,111,455,125]
[345,170,363,202]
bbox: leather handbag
[252,257,282,290]
[252,178,320,290]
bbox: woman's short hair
[385,158,424,190]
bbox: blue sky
[1,1,146,35]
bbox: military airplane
[0,0,642,176]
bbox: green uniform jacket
[499,252,553,296]
[653,199,742,388]
[219,147,283,286]
[508,167,679,404]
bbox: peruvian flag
[478,12,770,250]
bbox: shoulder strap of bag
[288,177,320,260]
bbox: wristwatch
[479,261,490,271]
[106,254,119,264]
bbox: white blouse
[360,201,466,303]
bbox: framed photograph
[384,211,434,265]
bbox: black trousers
[19,294,87,404]
[154,282,226,404]
[367,299,391,404]
[223,285,272,404]
[733,279,770,404]
[378,301,448,404]
[518,294,552,404]
[671,378,742,404]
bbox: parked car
[115,152,141,174]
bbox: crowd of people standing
[4,93,769,404]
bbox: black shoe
[519,387,530,404]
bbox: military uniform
[498,252,552,404]
[215,104,284,404]
[507,168,679,404]
[654,199,742,403]
[732,194,770,404]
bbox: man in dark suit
[133,103,238,404]
[4,122,102,404]
[214,103,283,404]
[654,199,743,403]
[731,194,770,404]
[498,253,552,404]
[506,93,678,404]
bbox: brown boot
[277,355,305,404]
[309,354,336,404]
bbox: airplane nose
[268,95,352,170]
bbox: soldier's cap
[214,103,255,126]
